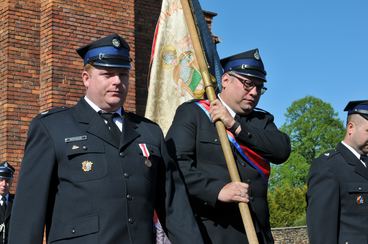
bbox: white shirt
[341,141,366,167]
[0,194,8,206]
[84,96,123,131]
[218,94,236,118]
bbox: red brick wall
[134,0,162,115]
[0,1,9,177]
[1,0,41,191]
[1,0,217,194]
[1,0,139,192]
[39,0,136,110]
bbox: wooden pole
[179,0,259,243]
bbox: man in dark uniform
[0,161,15,244]
[307,100,368,244]
[9,33,203,244]
[166,49,291,244]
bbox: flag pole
[179,0,259,243]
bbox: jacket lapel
[337,143,368,181]
[120,114,140,151]
[72,99,120,148]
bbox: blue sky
[199,0,367,127]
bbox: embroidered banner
[145,0,222,135]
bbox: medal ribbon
[195,100,270,182]
[139,143,150,160]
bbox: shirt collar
[1,194,9,202]
[218,94,236,118]
[84,96,123,116]
[341,141,361,159]
[341,141,366,167]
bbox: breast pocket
[64,140,107,182]
[339,234,368,244]
[198,130,223,165]
[345,183,368,211]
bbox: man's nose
[112,75,122,85]
[248,86,259,96]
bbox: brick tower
[0,0,217,193]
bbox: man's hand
[209,99,236,129]
[218,182,249,203]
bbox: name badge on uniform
[65,135,88,143]
[81,160,94,172]
[139,143,152,167]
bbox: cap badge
[81,160,93,172]
[112,38,121,48]
[254,50,260,60]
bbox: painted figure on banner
[145,0,211,134]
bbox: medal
[139,143,152,167]
[145,159,152,167]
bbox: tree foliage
[268,185,307,227]
[269,152,309,190]
[268,96,345,227]
[281,96,345,163]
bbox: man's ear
[347,121,354,135]
[221,73,231,89]
[82,70,90,88]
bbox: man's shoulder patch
[38,106,69,118]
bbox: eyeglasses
[228,72,267,95]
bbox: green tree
[268,185,307,227]
[269,152,309,190]
[268,96,345,227]
[281,96,345,163]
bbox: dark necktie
[360,155,368,165]
[0,196,6,214]
[99,112,122,144]
[235,114,241,121]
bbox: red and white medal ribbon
[139,143,152,167]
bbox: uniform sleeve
[9,118,56,244]
[165,103,227,207]
[236,112,291,164]
[306,157,339,244]
[154,125,204,244]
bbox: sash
[195,100,270,182]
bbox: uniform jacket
[165,101,291,244]
[307,142,368,244]
[0,194,14,244]
[9,98,202,244]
